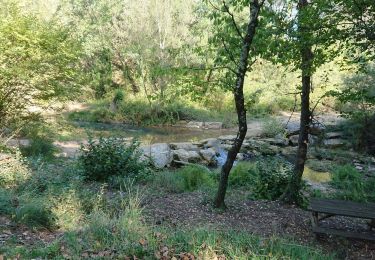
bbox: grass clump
[14,199,56,230]
[19,122,58,160]
[0,151,30,189]
[153,165,215,193]
[261,117,286,138]
[229,162,258,187]
[330,165,375,202]
[228,157,295,200]
[0,189,14,215]
[79,136,149,182]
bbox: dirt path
[143,192,375,259]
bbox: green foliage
[330,165,375,202]
[79,136,148,182]
[152,171,185,193]
[68,96,231,126]
[229,162,258,187]
[229,157,296,200]
[261,118,286,138]
[253,157,294,200]
[0,188,14,215]
[0,151,30,189]
[21,136,56,160]
[15,199,56,230]
[0,1,83,133]
[329,63,375,153]
[1,185,334,259]
[153,165,215,193]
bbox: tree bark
[282,0,313,204]
[214,0,263,209]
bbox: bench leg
[311,212,320,239]
[368,219,375,231]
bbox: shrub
[153,165,215,193]
[79,136,148,182]
[261,118,286,138]
[15,199,56,230]
[19,122,57,159]
[20,135,57,159]
[229,162,258,187]
[330,165,367,202]
[179,165,215,191]
[252,156,293,200]
[152,171,185,193]
[0,151,30,188]
[0,189,14,215]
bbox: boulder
[323,139,345,148]
[203,122,223,129]
[285,122,300,136]
[309,124,325,136]
[199,148,217,165]
[186,121,204,128]
[260,137,288,147]
[325,132,343,139]
[220,144,233,151]
[169,142,199,151]
[199,138,221,149]
[6,139,30,148]
[288,135,299,146]
[236,153,245,161]
[141,143,172,169]
[218,135,237,142]
[289,134,317,146]
[172,149,201,163]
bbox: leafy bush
[152,171,185,193]
[153,165,215,193]
[229,162,258,187]
[79,137,148,182]
[330,165,369,202]
[261,118,286,138]
[15,199,56,230]
[0,151,30,188]
[252,157,293,200]
[20,136,57,159]
[19,121,58,159]
[179,165,215,191]
[0,189,14,215]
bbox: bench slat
[309,199,375,219]
[313,226,375,241]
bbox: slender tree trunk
[282,0,313,204]
[214,0,263,209]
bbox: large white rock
[323,139,345,148]
[218,135,237,142]
[172,149,201,163]
[199,138,221,148]
[325,132,343,139]
[170,142,199,151]
[141,143,172,169]
[186,121,204,128]
[199,148,217,165]
[203,122,223,129]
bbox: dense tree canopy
[0,1,82,130]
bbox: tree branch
[222,0,244,41]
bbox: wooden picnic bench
[308,198,375,241]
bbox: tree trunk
[214,0,263,209]
[282,0,313,204]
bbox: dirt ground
[143,192,375,260]
[1,192,374,259]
